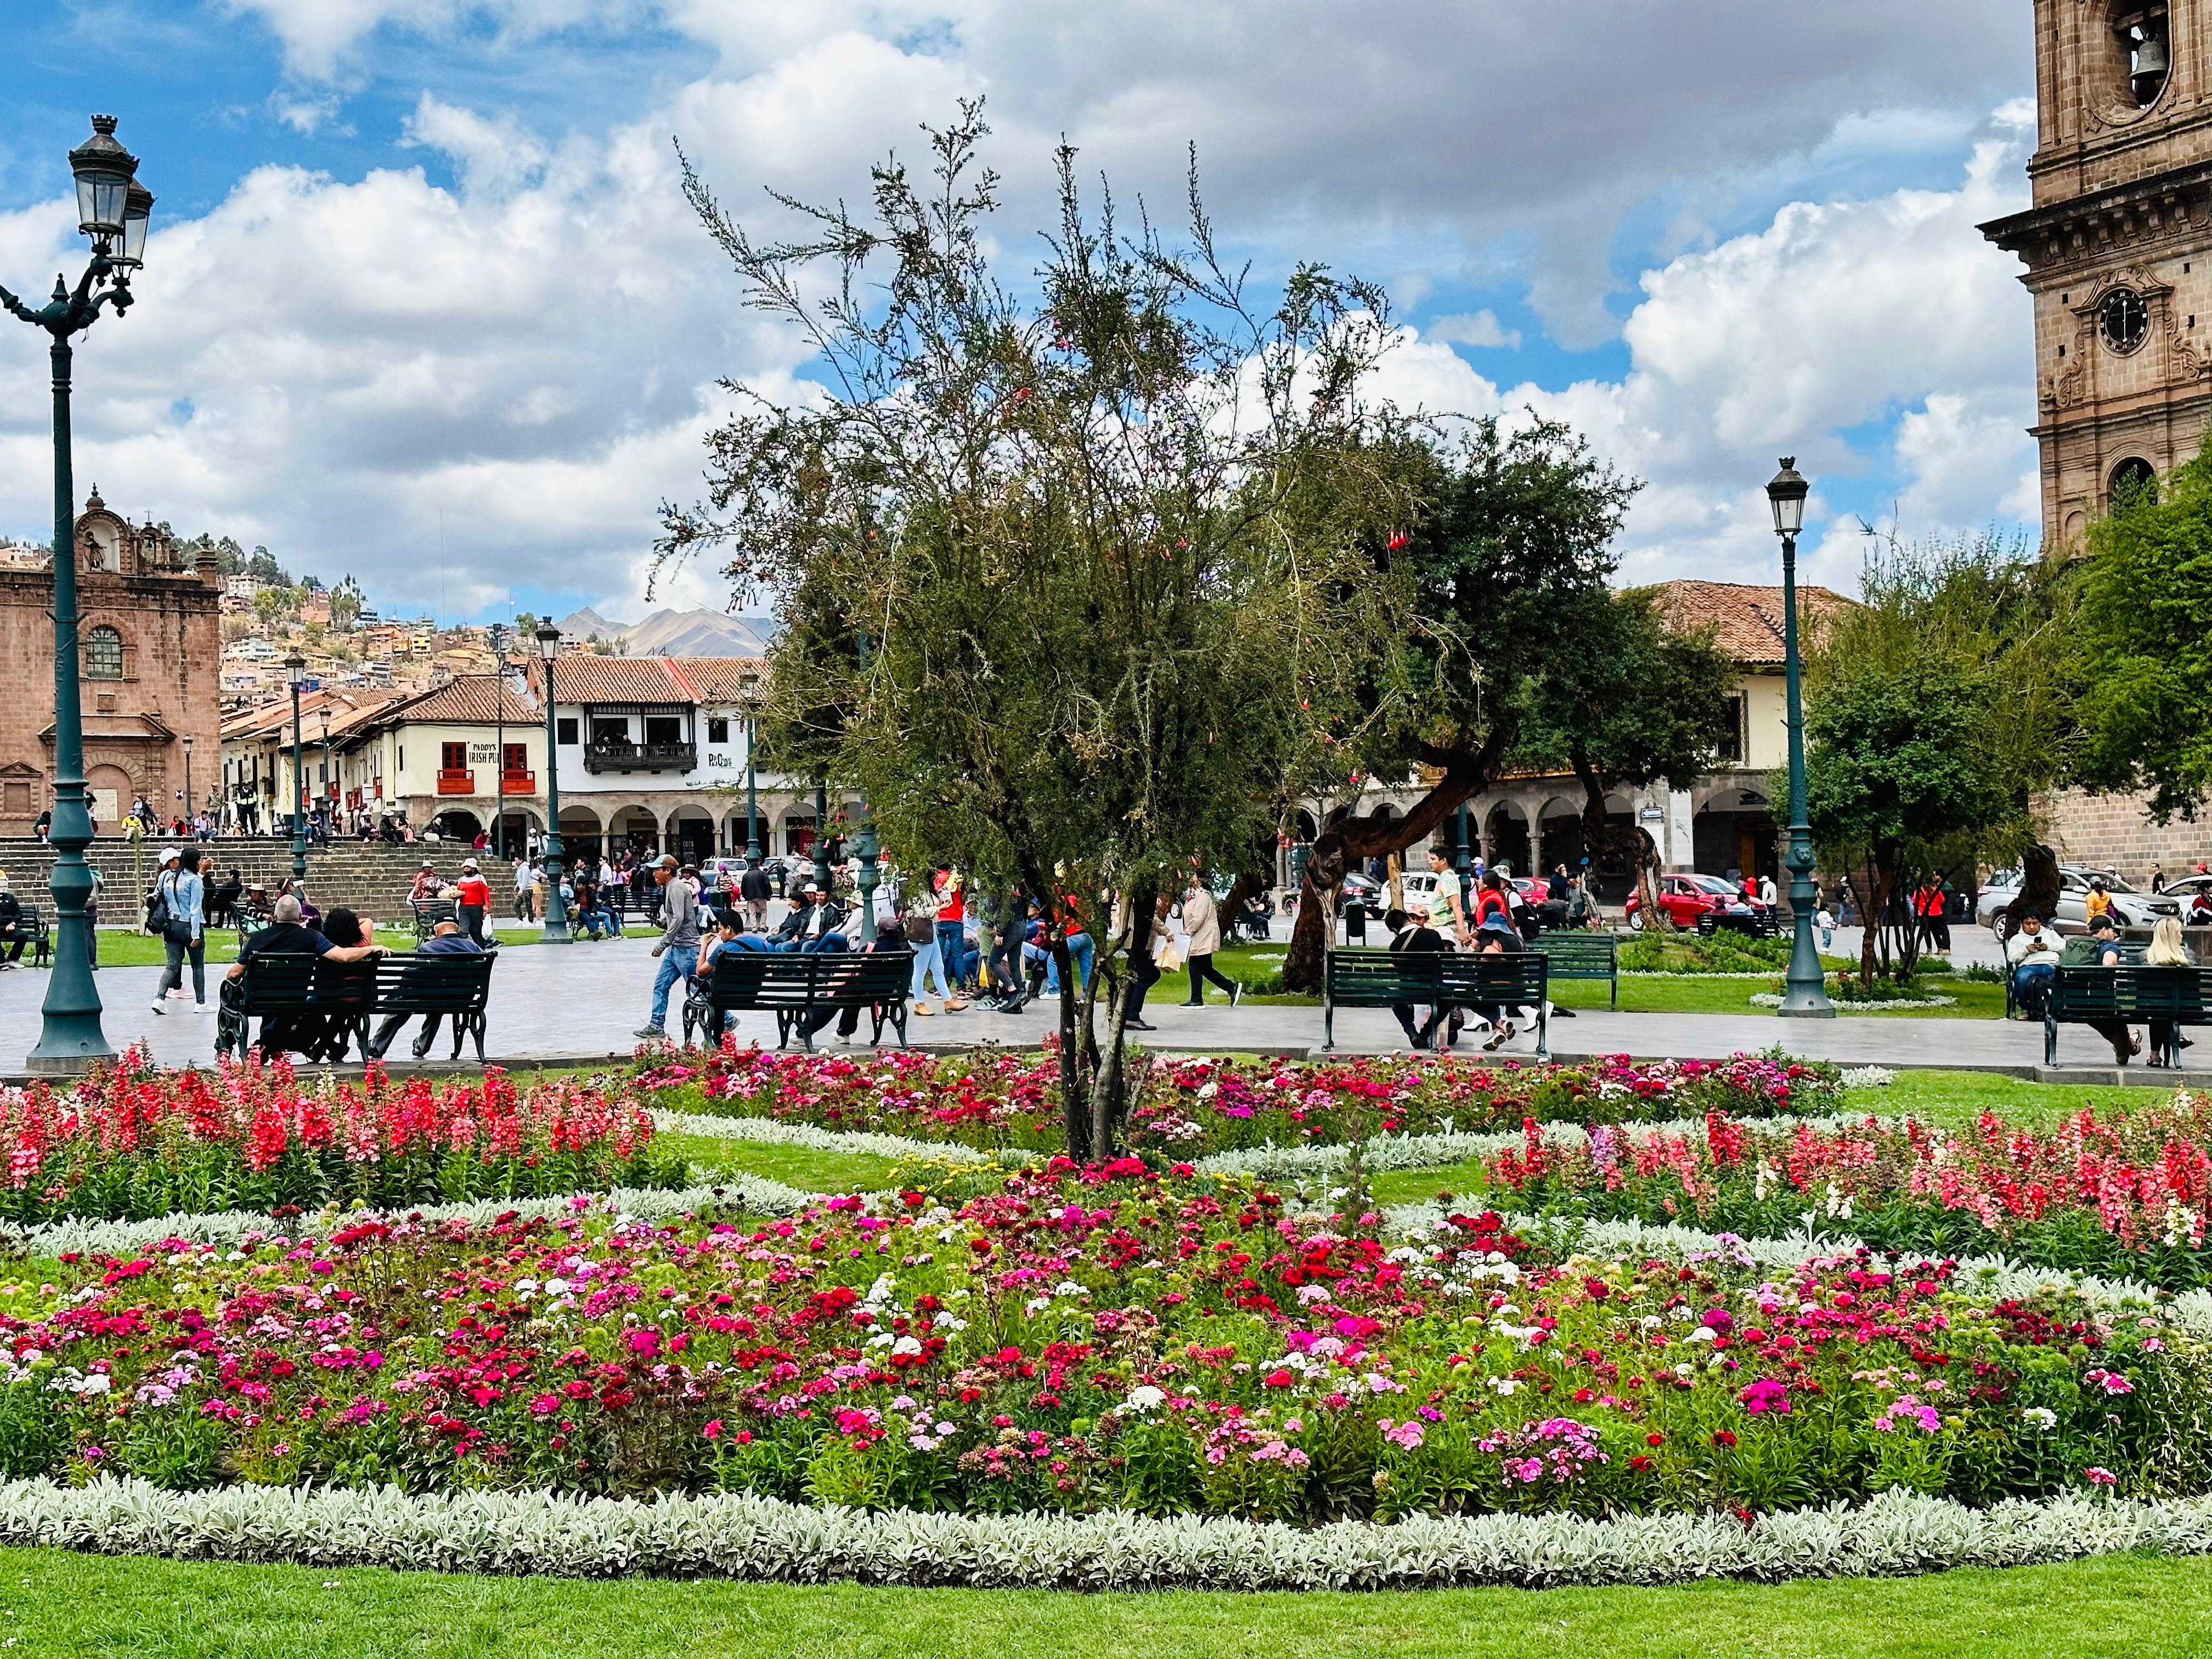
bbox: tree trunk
[1999,844,2061,937]
[1894,864,1923,980]
[1283,752,1495,990]
[1085,879,1156,1158]
[1572,752,1668,933]
[1017,851,1093,1163]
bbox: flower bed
[634,1047,1841,1156]
[1485,1101,2212,1288]
[0,1052,682,1224]
[1,1162,2200,1522]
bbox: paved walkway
[0,932,2194,1084]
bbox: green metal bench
[685,946,915,1052]
[1536,930,1620,1009]
[1322,947,1549,1058]
[2046,963,2212,1066]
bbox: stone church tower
[1982,3,2212,548]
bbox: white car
[1975,865,2181,936]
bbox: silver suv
[1975,865,2182,936]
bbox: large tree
[661,105,1419,1156]
[1280,415,1642,986]
[1511,585,1736,925]
[2075,449,2212,822]
[1800,530,2081,979]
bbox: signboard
[1638,806,1664,822]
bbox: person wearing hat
[636,854,701,1042]
[454,857,491,946]
[0,872,25,969]
[149,844,209,1015]
[409,861,442,903]
[2083,915,2143,1066]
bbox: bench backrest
[238,952,377,1013]
[706,947,915,1007]
[375,949,496,1011]
[2051,963,2212,1016]
[1327,947,1549,1004]
[1536,933,1618,973]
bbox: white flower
[2022,1407,2057,1430]
[890,1336,923,1358]
[1121,1386,1166,1414]
[1491,1377,1520,1396]
[1686,1327,1716,1344]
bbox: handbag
[1154,938,1186,973]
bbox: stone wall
[2040,787,2212,881]
[0,837,520,926]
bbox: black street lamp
[1766,458,1834,1019]
[811,780,833,894]
[744,715,761,869]
[285,653,308,883]
[8,117,152,1074]
[182,735,194,827]
[535,625,571,942]
[487,622,508,857]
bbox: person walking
[1426,846,1468,942]
[1179,877,1242,1006]
[0,876,26,969]
[149,845,209,1015]
[515,856,537,922]
[905,879,962,1014]
[636,855,701,1042]
[739,856,772,932]
[933,868,972,994]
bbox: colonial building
[0,489,222,834]
[1982,0,2212,876]
[1311,581,1847,898]
[529,654,831,866]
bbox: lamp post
[285,653,308,883]
[318,706,331,838]
[1453,803,1473,878]
[10,117,152,1074]
[1765,458,1834,1019]
[744,716,761,869]
[535,625,571,942]
[811,781,834,895]
[182,736,193,831]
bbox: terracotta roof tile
[1646,579,1853,665]
[672,656,766,704]
[541,654,691,704]
[373,676,539,727]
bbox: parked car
[1624,872,1779,933]
[1974,865,2182,936]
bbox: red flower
[1712,1430,1738,1448]
[1263,1369,1295,1388]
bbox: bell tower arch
[1983,1,2212,547]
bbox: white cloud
[1424,311,1521,351]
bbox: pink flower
[2085,1465,2117,1486]
[702,1419,723,1440]
[1379,1418,1424,1450]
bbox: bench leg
[1322,1001,1335,1053]
[774,1011,792,1051]
[2044,1014,2057,1069]
[1609,975,1617,1012]
[1536,1001,1550,1064]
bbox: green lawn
[62,927,557,970]
[8,1543,2211,1658]
[665,1132,902,1194]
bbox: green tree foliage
[662,104,1419,1155]
[1512,585,1736,923]
[1282,416,1642,984]
[2076,450,2212,821]
[1801,530,2080,981]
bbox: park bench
[2046,962,2212,1066]
[682,947,915,1052]
[1322,947,1550,1059]
[1535,930,1620,1009]
[1,908,52,969]
[2006,936,2143,1019]
[217,950,496,1063]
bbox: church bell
[2131,29,2171,105]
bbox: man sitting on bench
[365,918,486,1060]
[2081,915,2143,1067]
[220,893,387,1058]
[0,875,27,969]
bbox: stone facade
[1983,1,2212,545]
[0,491,222,837]
[1983,5,2212,876]
[2042,786,2212,879]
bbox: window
[2111,456,2159,509]
[644,715,684,747]
[1716,694,1747,764]
[556,717,578,746]
[82,626,123,681]
[707,716,729,744]
[441,742,467,772]
[502,743,528,775]
[590,718,629,744]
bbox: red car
[1625,873,1776,932]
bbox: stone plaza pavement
[0,930,2197,1084]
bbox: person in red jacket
[454,857,492,946]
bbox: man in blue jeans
[636,855,700,1041]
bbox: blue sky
[0,2,2039,624]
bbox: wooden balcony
[582,739,697,775]
[436,768,476,795]
[498,771,536,794]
